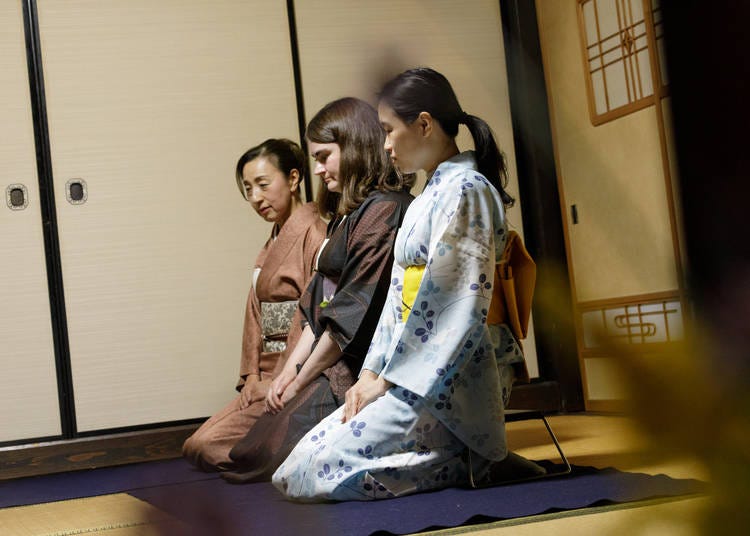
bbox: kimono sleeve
[237,284,264,390]
[319,197,406,358]
[360,266,402,375]
[380,176,506,398]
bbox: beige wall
[536,0,679,303]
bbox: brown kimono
[182,202,326,471]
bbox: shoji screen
[0,0,61,442]
[294,0,540,376]
[37,0,299,431]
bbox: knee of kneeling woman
[272,464,327,503]
[183,434,230,471]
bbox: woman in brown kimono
[182,138,327,471]
[222,98,414,481]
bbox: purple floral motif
[316,459,352,481]
[425,278,441,294]
[434,465,450,482]
[310,429,326,443]
[357,445,374,459]
[469,212,486,229]
[436,242,452,256]
[400,389,418,406]
[470,273,492,292]
[435,392,452,410]
[317,463,333,480]
[349,420,366,437]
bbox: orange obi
[487,230,535,340]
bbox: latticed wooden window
[578,0,668,125]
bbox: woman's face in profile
[378,102,425,175]
[309,141,342,193]
[241,156,298,226]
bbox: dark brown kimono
[182,202,326,471]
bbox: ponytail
[462,114,515,208]
[380,67,515,209]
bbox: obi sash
[260,300,298,353]
[400,265,426,322]
[400,231,535,343]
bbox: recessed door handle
[66,179,88,204]
[5,184,29,210]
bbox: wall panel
[536,0,678,303]
[0,0,60,442]
[37,0,299,431]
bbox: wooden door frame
[500,0,584,413]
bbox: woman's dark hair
[379,67,515,208]
[306,97,414,216]
[235,138,307,201]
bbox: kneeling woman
[273,68,527,501]
[182,139,327,471]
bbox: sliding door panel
[38,0,299,431]
[0,0,60,442]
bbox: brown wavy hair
[306,97,414,216]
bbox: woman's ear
[417,111,433,137]
[288,169,301,193]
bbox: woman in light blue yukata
[273,67,535,501]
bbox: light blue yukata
[272,152,525,501]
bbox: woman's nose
[314,161,325,176]
[250,186,262,202]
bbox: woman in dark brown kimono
[222,98,414,481]
[182,139,327,471]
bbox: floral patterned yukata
[273,152,525,501]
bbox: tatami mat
[0,493,184,536]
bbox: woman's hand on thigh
[342,370,393,423]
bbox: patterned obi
[260,300,298,353]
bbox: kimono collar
[276,202,320,243]
[429,151,478,184]
[256,202,320,269]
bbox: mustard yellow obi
[401,264,506,324]
[399,231,535,337]
[401,265,425,322]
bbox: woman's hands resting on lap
[265,365,297,415]
[342,370,393,423]
[240,374,263,408]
